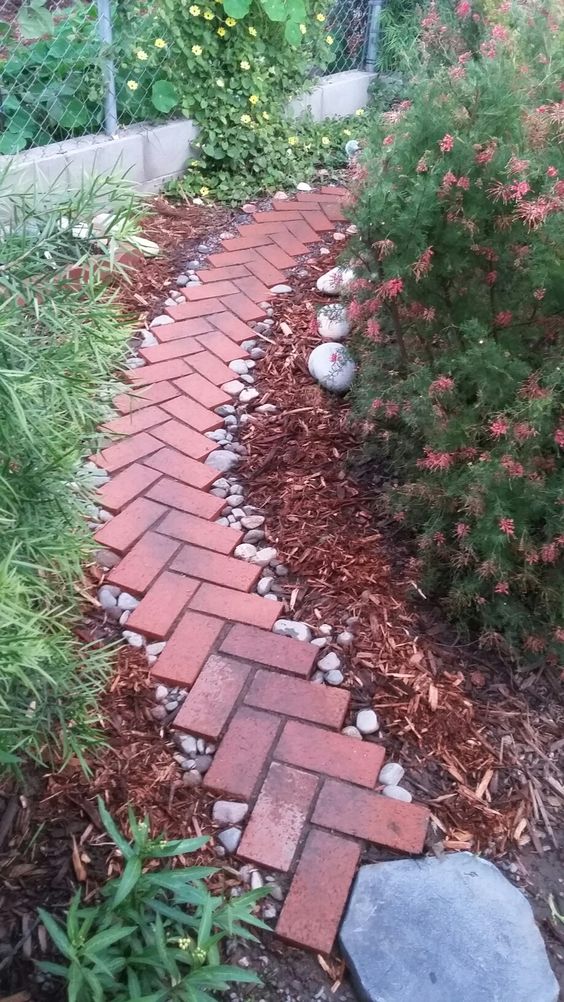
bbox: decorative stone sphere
[308,342,356,393]
[316,266,355,295]
[317,303,351,341]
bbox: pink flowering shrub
[347,0,564,666]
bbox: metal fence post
[365,0,384,72]
[96,0,118,136]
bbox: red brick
[150,418,216,460]
[197,331,249,363]
[257,243,295,269]
[151,609,224,687]
[113,381,180,414]
[140,338,206,364]
[321,202,346,223]
[207,250,258,267]
[206,312,257,345]
[161,394,223,433]
[94,497,167,554]
[300,209,334,232]
[152,317,212,342]
[276,830,361,954]
[271,200,304,212]
[92,432,161,473]
[171,544,261,592]
[220,624,317,678]
[320,185,348,197]
[270,231,308,257]
[239,763,318,872]
[237,221,286,238]
[221,234,274,252]
[165,298,224,321]
[253,210,302,223]
[188,351,236,386]
[312,779,430,854]
[143,448,217,490]
[287,219,319,244]
[101,405,169,437]
[156,509,242,554]
[204,706,280,799]
[126,359,192,386]
[233,275,272,303]
[173,653,251,739]
[126,571,199,639]
[182,280,239,301]
[147,477,224,520]
[219,293,266,323]
[245,669,349,728]
[189,583,279,629]
[197,265,250,283]
[174,373,231,408]
[95,462,161,513]
[275,720,385,787]
[296,191,346,204]
[243,257,287,288]
[107,531,180,593]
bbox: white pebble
[239,387,259,404]
[379,763,405,786]
[251,546,277,567]
[382,785,412,803]
[273,619,312,643]
[342,725,362,739]
[356,709,379,735]
[235,543,257,561]
[318,652,341,673]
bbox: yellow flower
[316,12,326,21]
[343,128,351,136]
[288,135,298,146]
[326,34,334,44]
[355,107,365,116]
[241,113,252,124]
[262,111,270,120]
[203,8,214,17]
[200,186,210,196]
[136,49,148,60]
[217,26,226,35]
[240,59,250,69]
[215,77,225,87]
[192,44,203,55]
[249,94,259,104]
[226,16,236,26]
[126,79,138,91]
[189,4,201,13]
[321,136,330,146]
[248,25,257,35]
[299,23,306,33]
[190,159,200,166]
[154,37,167,48]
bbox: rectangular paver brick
[207,250,258,267]
[107,531,180,593]
[174,372,232,409]
[126,358,192,386]
[140,337,207,364]
[189,582,279,629]
[151,609,224,687]
[92,432,161,473]
[204,706,280,799]
[220,624,317,677]
[188,351,236,386]
[243,257,287,288]
[276,830,361,955]
[101,404,169,437]
[197,265,250,283]
[113,380,180,414]
[95,462,161,513]
[161,394,223,433]
[323,203,346,223]
[238,763,318,872]
[321,185,347,197]
[94,497,167,554]
[253,211,303,223]
[156,509,242,554]
[165,298,224,321]
[125,571,200,639]
[171,544,260,592]
[150,418,216,460]
[287,219,319,244]
[197,331,249,363]
[206,312,257,345]
[173,653,251,740]
[300,209,334,232]
[147,477,224,520]
[236,221,286,238]
[221,234,274,252]
[152,317,213,342]
[219,293,266,323]
[233,275,272,303]
[312,779,430,854]
[275,720,385,787]
[142,448,217,490]
[257,243,295,269]
[296,191,346,204]
[245,669,349,729]
[183,280,239,301]
[270,231,308,257]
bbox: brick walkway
[93,188,430,955]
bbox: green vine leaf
[17,0,54,39]
[284,18,304,44]
[151,79,179,114]
[260,0,286,20]
[222,0,251,19]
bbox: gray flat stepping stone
[340,853,558,1002]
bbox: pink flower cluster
[439,134,455,153]
[429,375,455,396]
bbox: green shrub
[39,797,265,1001]
[346,0,564,666]
[0,176,137,765]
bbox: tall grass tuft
[0,174,138,768]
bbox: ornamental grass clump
[346,0,564,666]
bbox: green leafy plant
[38,797,265,1001]
[345,0,564,666]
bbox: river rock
[340,854,559,1002]
[317,303,351,340]
[379,762,405,786]
[205,450,240,474]
[356,709,379,734]
[308,342,356,393]
[273,619,312,643]
[382,784,412,802]
[212,801,249,825]
[316,266,355,295]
